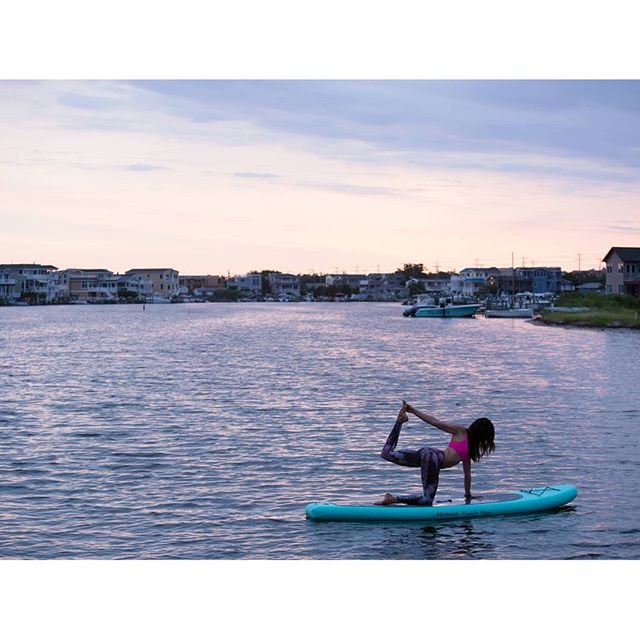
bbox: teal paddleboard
[305,484,577,522]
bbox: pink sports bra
[448,437,469,462]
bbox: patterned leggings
[380,419,444,505]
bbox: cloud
[125,164,169,172]
[59,92,116,111]
[298,181,401,197]
[128,80,640,176]
[607,224,640,233]
[234,171,279,179]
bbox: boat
[404,302,481,318]
[484,252,534,319]
[485,308,533,318]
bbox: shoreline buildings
[1,247,635,306]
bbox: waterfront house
[358,272,406,301]
[325,273,363,290]
[489,267,562,296]
[603,247,640,297]
[117,272,153,299]
[515,267,562,294]
[180,275,225,294]
[268,273,300,298]
[407,274,452,297]
[227,273,262,296]
[56,268,121,302]
[0,271,16,302]
[452,267,500,297]
[0,263,58,303]
[125,268,180,299]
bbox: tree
[396,263,426,279]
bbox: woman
[376,401,495,506]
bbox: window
[619,285,625,293]
[606,285,612,293]
[618,264,623,273]
[607,265,612,273]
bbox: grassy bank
[540,292,640,329]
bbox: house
[358,272,406,300]
[117,273,153,299]
[0,263,58,302]
[227,273,262,296]
[268,273,300,298]
[125,268,180,299]
[325,273,363,289]
[452,267,500,297]
[0,271,16,302]
[420,275,452,295]
[56,268,121,302]
[602,247,640,297]
[515,267,562,294]
[180,275,224,294]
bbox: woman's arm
[463,458,472,498]
[405,404,465,435]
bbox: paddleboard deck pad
[305,484,577,522]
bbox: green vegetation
[207,288,241,302]
[541,292,640,329]
[554,291,640,310]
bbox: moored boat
[404,302,481,318]
[484,308,534,318]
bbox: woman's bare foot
[375,493,398,506]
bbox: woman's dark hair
[467,418,495,462]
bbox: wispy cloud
[298,181,401,197]
[59,92,116,111]
[125,164,169,172]
[607,224,640,233]
[234,171,279,179]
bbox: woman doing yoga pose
[376,401,495,506]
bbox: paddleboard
[305,484,577,522]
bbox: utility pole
[577,253,582,272]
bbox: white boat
[485,308,533,318]
[404,302,482,318]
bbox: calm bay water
[0,302,638,559]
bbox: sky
[2,79,640,275]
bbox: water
[0,302,638,559]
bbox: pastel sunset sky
[2,0,640,277]
[2,79,639,275]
